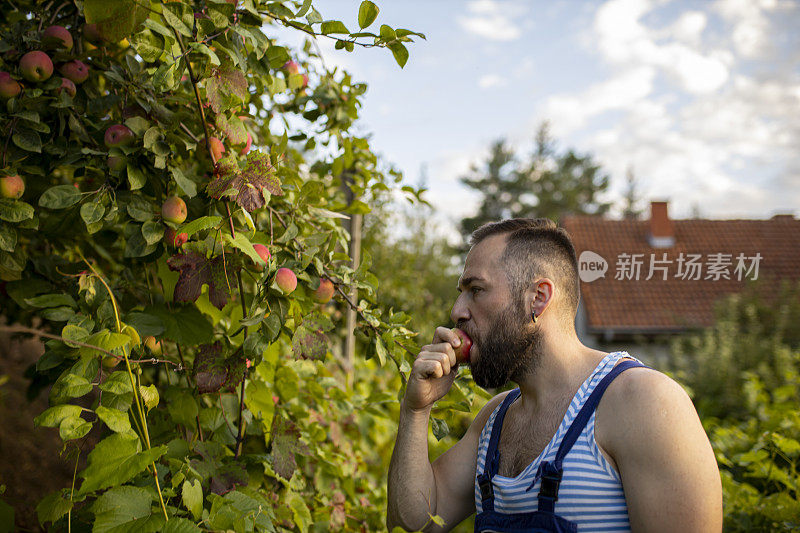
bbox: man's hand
[403,327,463,412]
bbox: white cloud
[457,0,523,41]
[713,0,779,58]
[478,74,507,89]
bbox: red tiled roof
[561,214,800,332]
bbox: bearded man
[386,218,722,532]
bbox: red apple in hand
[162,196,187,224]
[19,51,53,82]
[275,267,297,294]
[0,175,25,199]
[253,244,270,271]
[452,328,472,364]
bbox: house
[561,202,800,365]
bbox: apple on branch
[19,51,53,82]
[59,60,89,84]
[312,278,334,304]
[57,77,76,97]
[162,196,187,224]
[0,72,21,98]
[164,227,188,248]
[42,25,73,51]
[104,124,134,148]
[275,267,297,294]
[252,244,270,271]
[0,175,25,199]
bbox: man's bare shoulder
[597,363,700,454]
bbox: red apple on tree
[19,51,53,82]
[282,60,299,74]
[104,124,134,148]
[42,25,73,50]
[162,196,187,224]
[164,227,188,247]
[239,132,252,155]
[59,60,89,84]
[0,175,25,199]
[452,328,472,364]
[57,77,76,97]
[312,278,334,304]
[275,267,297,294]
[253,244,270,271]
[0,72,21,98]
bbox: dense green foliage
[0,1,484,531]
[670,281,800,530]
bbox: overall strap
[533,359,647,513]
[477,388,521,512]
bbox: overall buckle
[477,473,494,503]
[538,469,563,502]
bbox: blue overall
[474,360,646,532]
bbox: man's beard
[461,300,543,390]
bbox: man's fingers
[415,351,453,377]
[418,342,457,366]
[433,326,461,347]
[414,359,444,379]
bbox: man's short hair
[470,218,580,320]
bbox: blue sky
[274,0,800,238]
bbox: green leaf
[96,405,132,433]
[0,223,16,252]
[59,416,92,440]
[61,324,90,348]
[100,371,133,395]
[50,373,93,404]
[79,433,167,494]
[25,293,76,308]
[12,129,42,152]
[84,0,149,41]
[163,518,202,533]
[431,416,450,441]
[36,490,73,526]
[182,479,203,520]
[379,24,396,41]
[126,196,155,221]
[358,1,379,29]
[162,2,193,36]
[90,485,160,533]
[34,404,84,428]
[142,221,164,246]
[321,20,349,35]
[171,167,197,198]
[140,384,160,411]
[181,215,222,237]
[39,185,81,209]
[223,232,261,264]
[80,202,105,225]
[388,41,409,68]
[127,164,147,191]
[131,29,164,63]
[286,491,311,531]
[0,199,34,222]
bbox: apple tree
[0,0,448,530]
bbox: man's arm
[598,368,723,532]
[386,392,509,532]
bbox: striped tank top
[474,351,640,532]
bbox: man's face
[452,235,543,389]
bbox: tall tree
[459,122,612,238]
[622,165,644,220]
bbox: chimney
[648,201,675,248]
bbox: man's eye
[471,287,482,295]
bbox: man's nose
[451,293,470,324]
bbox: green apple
[275,267,297,294]
[0,175,24,199]
[312,278,334,304]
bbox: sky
[274,0,800,238]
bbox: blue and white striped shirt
[474,352,639,532]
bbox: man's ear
[525,278,555,320]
